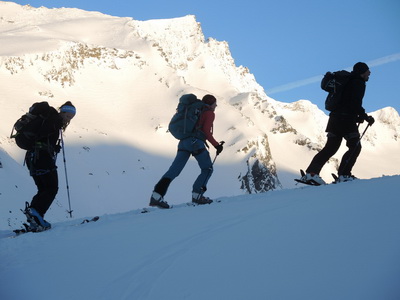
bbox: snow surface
[1,175,400,300]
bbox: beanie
[60,101,76,115]
[353,62,369,74]
[202,94,216,105]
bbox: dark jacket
[335,72,367,117]
[326,72,367,136]
[26,107,63,175]
[36,107,63,147]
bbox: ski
[294,178,321,186]
[81,216,100,224]
[294,169,321,186]
[141,199,221,213]
[12,216,100,236]
[141,207,168,213]
[186,199,221,207]
[13,223,50,236]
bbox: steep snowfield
[1,176,400,300]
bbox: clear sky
[7,0,400,113]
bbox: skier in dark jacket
[23,101,76,231]
[301,62,375,184]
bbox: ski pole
[342,123,370,171]
[60,133,73,218]
[353,123,370,150]
[197,141,225,201]
[359,123,370,140]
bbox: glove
[215,142,224,155]
[356,115,365,123]
[365,115,375,126]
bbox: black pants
[26,149,59,217]
[306,133,361,176]
[30,170,59,217]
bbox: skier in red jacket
[150,94,224,209]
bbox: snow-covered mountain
[0,2,399,229]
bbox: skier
[23,101,76,231]
[300,62,375,185]
[150,94,224,208]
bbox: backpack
[321,70,351,111]
[11,102,54,150]
[168,94,206,140]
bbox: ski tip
[294,178,320,186]
[81,216,100,224]
[13,229,27,236]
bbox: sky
[5,0,400,113]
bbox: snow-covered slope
[0,1,399,229]
[1,176,400,300]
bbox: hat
[202,94,216,105]
[60,101,76,115]
[353,62,369,74]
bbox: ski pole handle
[215,141,225,156]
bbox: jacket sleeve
[349,79,367,117]
[200,110,219,147]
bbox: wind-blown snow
[1,176,400,300]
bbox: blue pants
[155,138,213,196]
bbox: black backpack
[321,70,351,111]
[168,94,206,140]
[11,102,55,150]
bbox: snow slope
[1,2,399,227]
[1,175,400,300]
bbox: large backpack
[11,102,55,150]
[321,70,351,111]
[168,94,206,140]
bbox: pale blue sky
[8,0,400,113]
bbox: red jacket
[198,109,219,147]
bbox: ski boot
[337,174,358,183]
[149,192,170,209]
[22,202,51,232]
[295,170,326,186]
[192,193,213,205]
